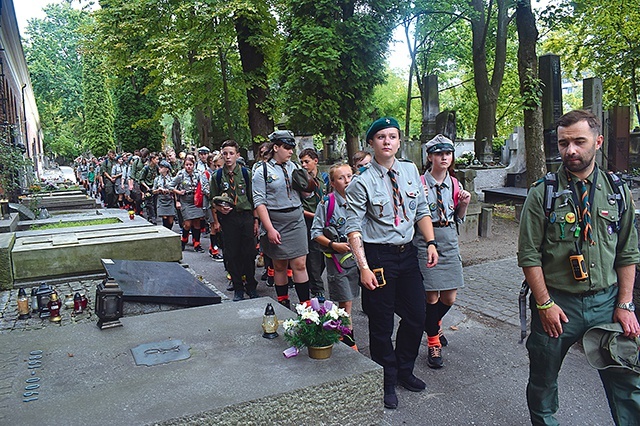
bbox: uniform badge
[607,224,614,235]
[565,212,576,224]
[409,200,416,210]
[601,210,609,217]
[549,212,556,223]
[337,217,346,226]
[240,188,245,195]
[429,203,437,211]
[222,182,230,191]
[406,191,416,197]
[608,196,616,206]
[267,175,276,183]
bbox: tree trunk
[470,0,511,164]
[235,15,274,155]
[516,0,546,185]
[219,48,235,141]
[171,115,182,153]
[194,107,213,149]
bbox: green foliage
[280,0,399,139]
[0,133,33,200]
[82,54,115,155]
[30,217,120,230]
[113,70,163,153]
[541,0,640,122]
[24,1,90,159]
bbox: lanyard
[566,166,598,248]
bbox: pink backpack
[421,174,460,210]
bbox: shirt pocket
[371,194,390,217]
[546,207,576,243]
[404,185,420,211]
[595,207,619,248]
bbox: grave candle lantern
[261,303,279,339]
[36,283,54,319]
[47,291,62,323]
[17,288,30,319]
[95,276,124,329]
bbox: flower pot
[308,344,333,360]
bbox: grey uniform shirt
[345,158,429,245]
[252,159,302,210]
[422,171,465,224]
[310,192,349,241]
[170,169,209,199]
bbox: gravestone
[504,127,527,187]
[420,74,439,143]
[583,77,604,167]
[607,106,630,172]
[539,54,563,167]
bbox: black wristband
[426,240,438,249]
[328,241,334,250]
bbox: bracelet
[536,299,555,310]
[328,241,334,250]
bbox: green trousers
[526,285,640,426]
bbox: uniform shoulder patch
[398,158,414,164]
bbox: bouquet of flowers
[282,298,351,350]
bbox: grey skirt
[180,195,205,221]
[261,207,308,260]
[157,194,176,217]
[415,224,464,291]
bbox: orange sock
[427,335,441,347]
[287,269,293,278]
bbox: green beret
[366,117,400,142]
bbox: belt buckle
[398,244,406,253]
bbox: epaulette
[359,163,372,173]
[532,178,544,187]
[398,158,414,163]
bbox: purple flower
[310,298,321,311]
[323,320,340,330]
[323,300,334,311]
[283,346,299,358]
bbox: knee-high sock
[436,300,452,322]
[192,227,201,245]
[181,228,189,242]
[275,283,289,302]
[294,281,310,303]
[425,302,440,337]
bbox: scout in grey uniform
[153,160,177,229]
[345,117,438,410]
[171,154,209,252]
[253,130,310,309]
[311,163,359,349]
[413,134,471,369]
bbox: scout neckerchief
[387,168,409,226]
[278,163,292,197]
[566,166,597,246]
[227,168,238,206]
[435,182,449,227]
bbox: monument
[539,54,563,169]
[607,106,630,172]
[583,77,604,167]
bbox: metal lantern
[0,199,9,219]
[95,276,124,329]
[35,283,54,319]
[261,303,279,339]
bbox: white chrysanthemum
[301,309,320,324]
[282,318,299,330]
[337,308,349,318]
[295,304,308,315]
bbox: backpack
[541,169,626,233]
[324,192,344,273]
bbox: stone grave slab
[0,298,382,425]
[101,259,221,306]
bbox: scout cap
[426,134,455,153]
[365,117,400,142]
[197,146,210,154]
[159,160,171,169]
[268,130,296,147]
[212,195,236,208]
[582,322,640,374]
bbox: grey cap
[268,130,296,147]
[426,134,455,153]
[197,146,210,154]
[582,322,640,374]
[159,160,171,169]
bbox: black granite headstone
[607,106,630,172]
[101,259,221,306]
[420,74,440,143]
[539,54,563,164]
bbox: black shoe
[181,241,186,251]
[383,385,398,409]
[233,290,245,302]
[266,276,274,287]
[226,282,234,292]
[398,374,426,392]
[278,299,291,310]
[194,245,204,253]
[261,270,268,281]
[247,289,259,299]
[439,332,448,347]
[427,345,444,369]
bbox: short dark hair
[221,139,240,152]
[556,109,601,135]
[299,148,319,160]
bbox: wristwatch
[616,302,636,312]
[426,240,438,249]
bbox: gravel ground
[460,205,519,267]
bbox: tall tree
[82,54,115,155]
[281,0,399,160]
[516,0,545,186]
[542,0,640,124]
[24,1,89,159]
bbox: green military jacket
[210,165,253,212]
[301,172,327,215]
[518,165,639,293]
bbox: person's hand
[458,190,471,208]
[211,222,221,234]
[253,221,260,237]
[175,201,181,209]
[426,245,438,268]
[360,269,378,291]
[332,242,351,254]
[538,304,569,338]
[614,308,640,338]
[215,204,233,215]
[267,228,281,245]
